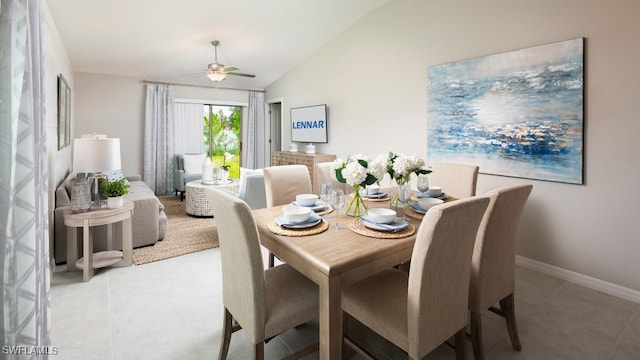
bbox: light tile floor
[51,248,640,360]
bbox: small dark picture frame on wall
[57,74,71,150]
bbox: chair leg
[500,293,522,351]
[253,342,264,360]
[470,310,484,360]
[268,252,275,268]
[455,327,467,360]
[218,308,234,360]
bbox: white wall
[73,74,252,177]
[266,0,640,298]
[43,2,74,256]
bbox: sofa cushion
[182,153,206,174]
[103,169,125,181]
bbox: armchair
[238,167,266,210]
[173,153,206,200]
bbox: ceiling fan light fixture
[207,72,226,82]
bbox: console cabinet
[271,151,336,194]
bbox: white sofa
[238,168,266,209]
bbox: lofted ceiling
[46,0,391,90]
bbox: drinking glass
[320,182,332,220]
[417,174,430,196]
[330,189,345,230]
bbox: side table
[63,201,134,281]
[185,179,239,217]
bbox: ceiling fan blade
[223,66,238,72]
[228,72,256,78]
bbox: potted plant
[101,178,130,209]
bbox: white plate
[275,214,322,229]
[292,200,326,211]
[410,204,427,214]
[415,192,447,199]
[282,218,322,229]
[363,192,388,199]
[360,216,408,232]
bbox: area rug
[132,196,219,265]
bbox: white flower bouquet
[330,155,379,216]
[373,151,431,186]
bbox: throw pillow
[103,169,125,181]
[182,153,206,174]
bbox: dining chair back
[342,196,490,360]
[469,184,533,360]
[263,164,313,267]
[263,164,313,207]
[315,162,350,193]
[429,162,479,199]
[205,187,319,360]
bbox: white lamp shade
[73,137,122,173]
[207,72,226,82]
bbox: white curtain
[173,102,204,154]
[1,0,52,357]
[246,91,266,169]
[144,83,175,195]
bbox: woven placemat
[363,195,390,202]
[405,206,425,220]
[347,218,416,239]
[267,219,329,236]
[316,206,334,216]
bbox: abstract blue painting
[427,38,584,184]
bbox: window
[204,105,241,178]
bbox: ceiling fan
[206,40,255,82]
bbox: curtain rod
[142,79,265,93]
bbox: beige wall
[266,0,640,298]
[72,74,253,178]
[47,0,640,300]
[44,2,74,256]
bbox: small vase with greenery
[101,178,130,209]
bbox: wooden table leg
[82,219,94,281]
[122,216,133,265]
[67,226,79,271]
[319,275,342,360]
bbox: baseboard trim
[516,255,640,304]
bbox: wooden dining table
[252,195,425,359]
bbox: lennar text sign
[290,104,328,143]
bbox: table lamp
[72,135,122,209]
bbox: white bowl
[426,186,443,197]
[367,185,380,195]
[296,193,319,206]
[283,206,312,223]
[367,208,397,224]
[418,198,444,211]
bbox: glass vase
[390,180,407,208]
[71,173,91,213]
[220,168,229,183]
[346,185,367,217]
[391,182,410,219]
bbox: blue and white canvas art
[427,38,584,184]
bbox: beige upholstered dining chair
[342,196,490,360]
[263,164,312,206]
[428,162,479,199]
[315,162,350,193]
[263,164,312,267]
[204,187,319,360]
[469,184,533,360]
